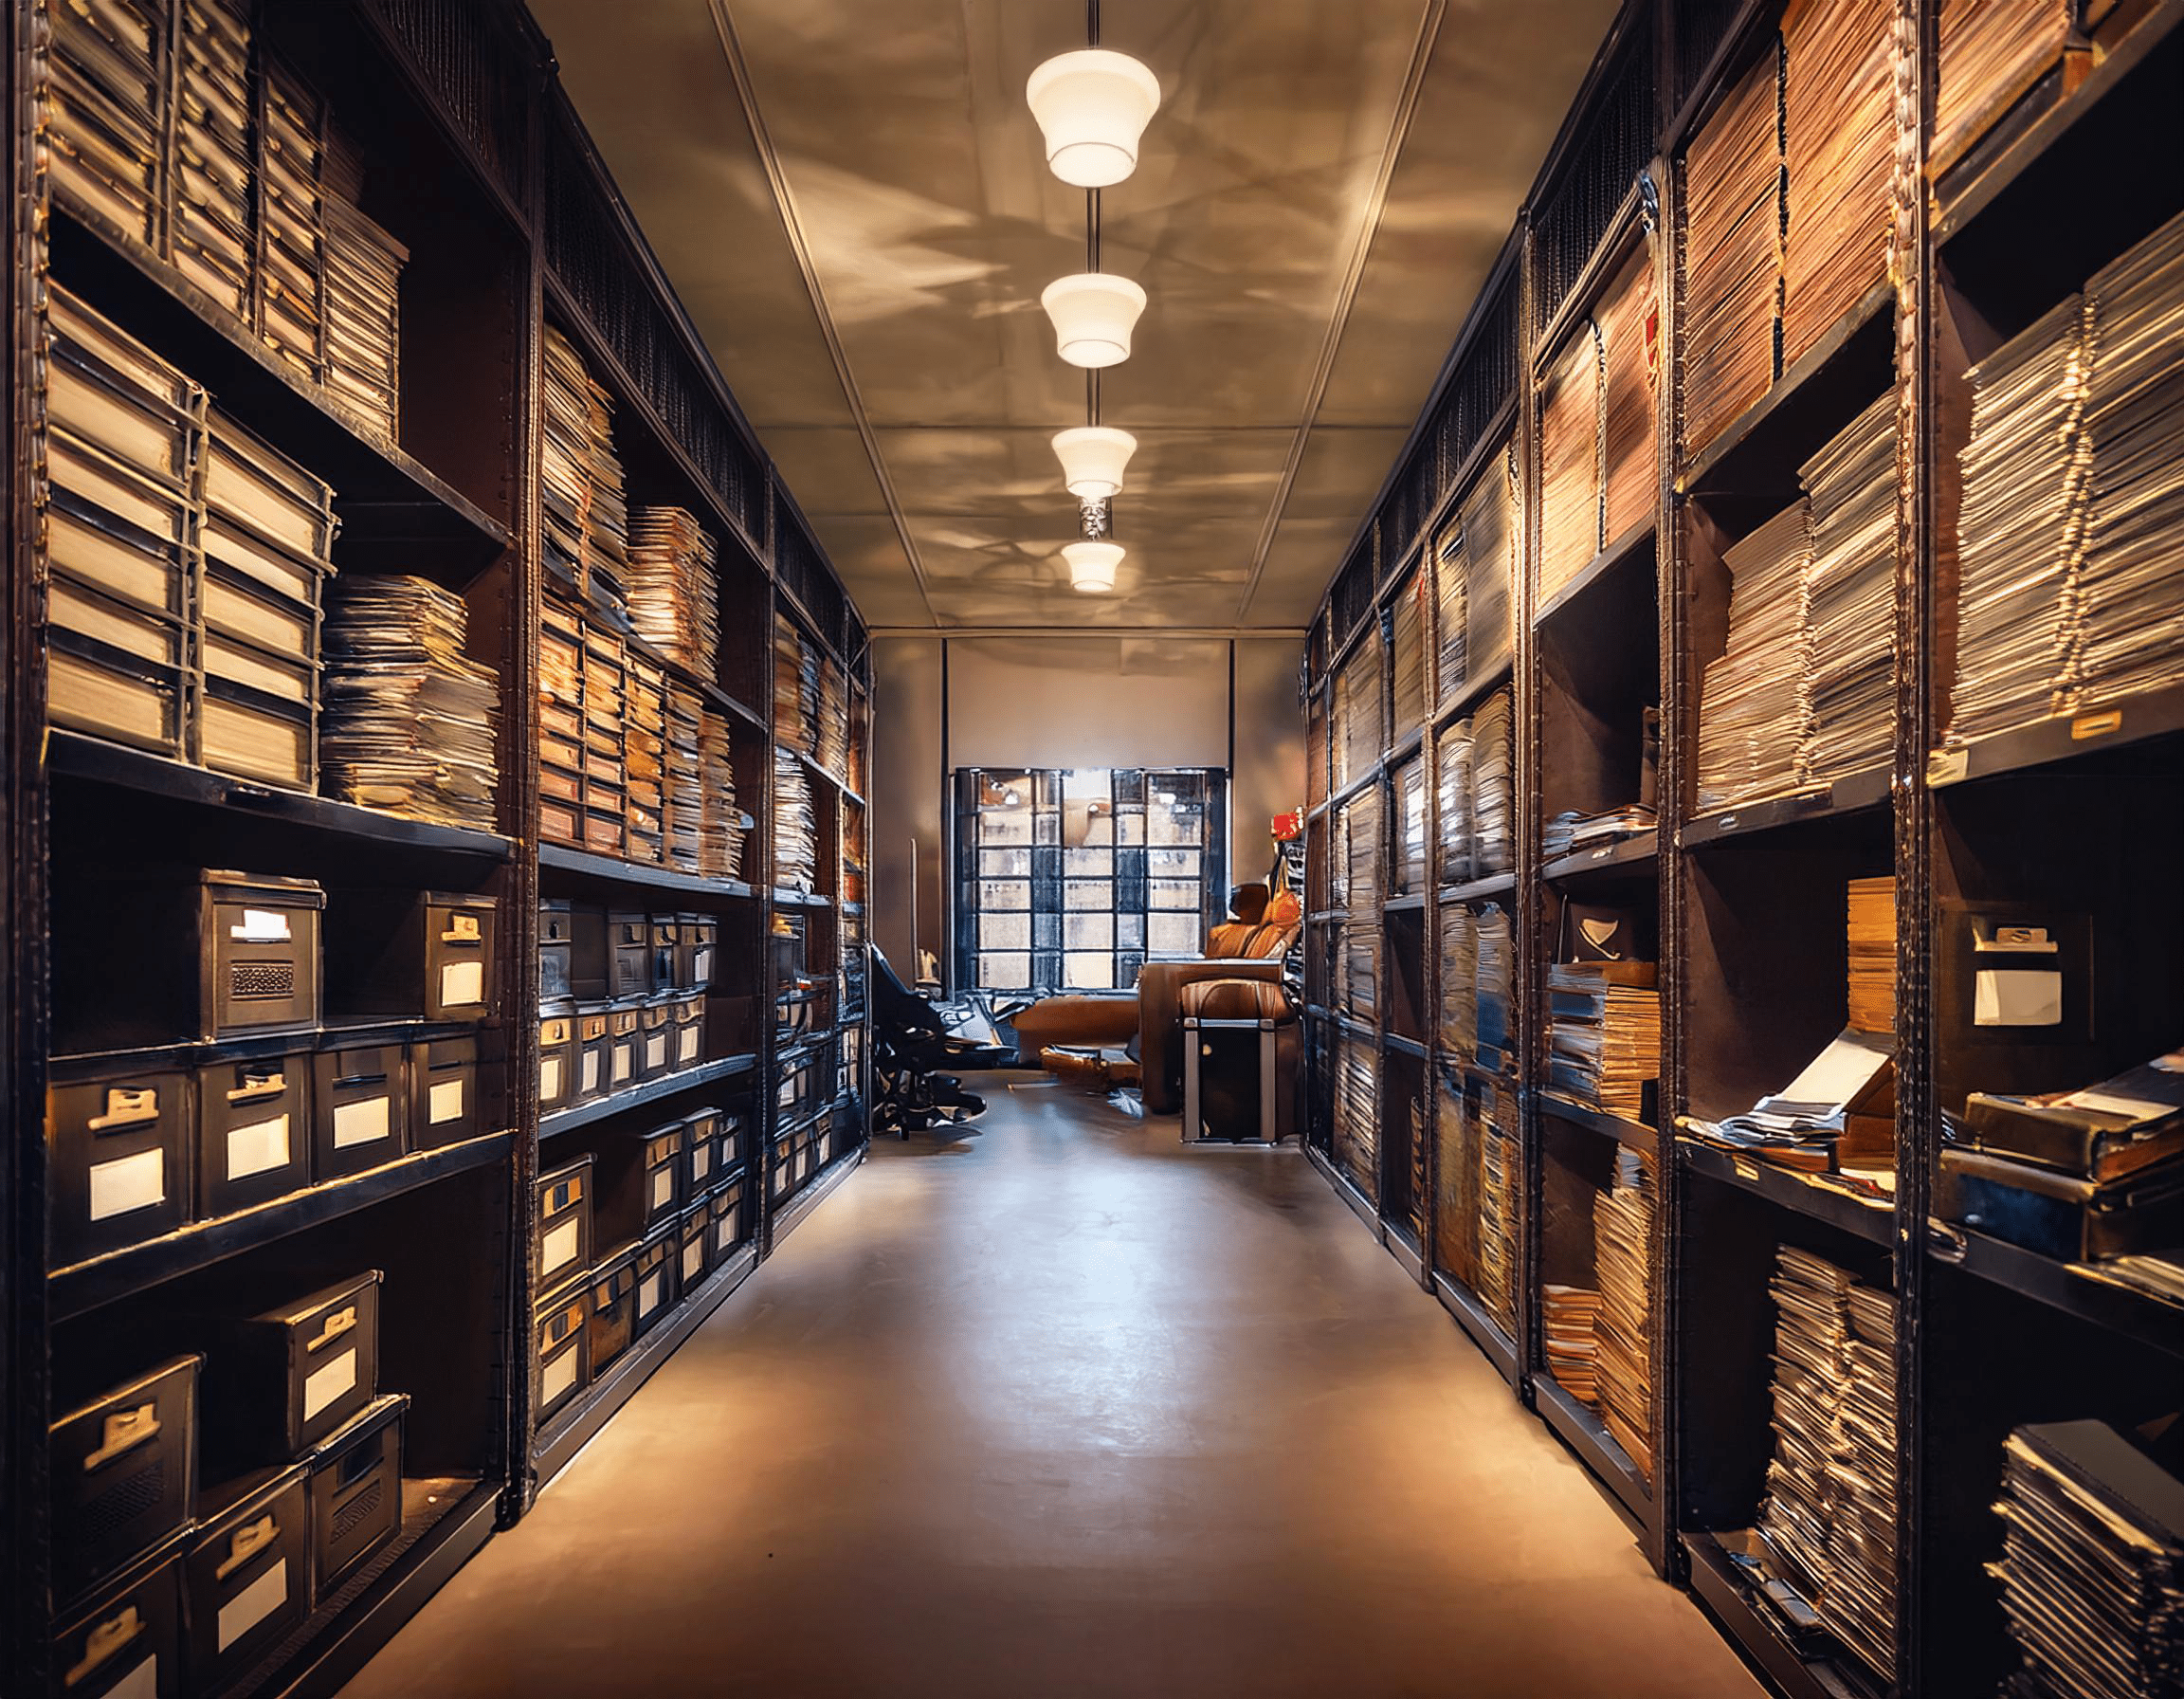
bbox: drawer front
[642,1131,682,1226]
[183,1471,309,1687]
[423,900,495,1019]
[574,1029,610,1105]
[309,1403,403,1594]
[48,1070,191,1265]
[52,1356,200,1603]
[287,1282,380,1452]
[195,1059,309,1218]
[410,1036,479,1149]
[679,1214,709,1289]
[51,1551,184,1699]
[534,1292,589,1422]
[588,1261,636,1377]
[206,896,319,1038]
[311,1046,407,1181]
[536,1162,592,1285]
[538,1016,575,1111]
[632,1235,676,1334]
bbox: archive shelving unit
[2,0,872,1690]
[1298,3,2184,1696]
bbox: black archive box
[307,1394,407,1596]
[194,1051,310,1218]
[538,1000,576,1116]
[631,1220,677,1339]
[648,914,679,994]
[708,1174,748,1264]
[49,1535,186,1699]
[539,899,576,1002]
[588,1248,637,1379]
[675,912,716,993]
[311,1037,408,1181]
[683,1105,724,1195]
[182,1465,310,1690]
[677,1202,711,1294]
[534,1273,589,1427]
[198,1272,381,1472]
[47,1058,192,1266]
[606,910,650,998]
[51,1355,203,1605]
[324,889,497,1023]
[606,998,642,1093]
[638,995,675,1083]
[410,1032,481,1148]
[599,1120,684,1240]
[671,992,706,1072]
[56,870,324,1050]
[573,1003,611,1106]
[536,1156,592,1289]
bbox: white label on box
[679,1028,701,1063]
[428,1079,465,1124]
[218,1558,289,1652]
[650,1167,674,1211]
[1975,968,2064,1027]
[580,1050,600,1092]
[694,946,712,981]
[540,1347,578,1406]
[640,1270,663,1313]
[231,908,292,941]
[682,1239,702,1282]
[692,1145,712,1182]
[88,1147,165,1221]
[646,1033,667,1069]
[440,959,484,1008]
[103,1655,158,1699]
[611,1044,632,1085]
[333,1097,391,1149]
[228,1114,290,1181]
[541,1216,579,1276]
[540,1056,564,1101]
[302,1346,357,1421]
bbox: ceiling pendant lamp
[1051,425,1137,499]
[1063,539,1123,594]
[1040,272,1145,368]
[1026,49,1161,187]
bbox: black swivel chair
[870,945,992,1137]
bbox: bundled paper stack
[1800,396,1899,785]
[1392,580,1428,728]
[698,707,747,881]
[1933,0,2072,167]
[817,651,850,780]
[1394,759,1428,895]
[1539,321,1605,604]
[1433,512,1468,708]
[173,0,254,315]
[1462,441,1520,683]
[321,126,406,442]
[1847,876,1896,1034]
[1829,1282,1901,1682]
[1683,47,1784,457]
[1471,687,1516,876]
[1436,718,1474,881]
[319,575,499,830]
[1439,904,1479,1063]
[1543,1285,1603,1405]
[628,506,720,677]
[1434,1075,1477,1287]
[1475,904,1516,1077]
[1475,1086,1520,1336]
[1547,961,1660,1123]
[1696,501,1816,810]
[1336,1034,1379,1199]
[772,744,818,891]
[1781,0,1895,364]
[40,0,163,243]
[1593,1147,1655,1479]
[1599,246,1659,545]
[1337,637,1382,790]
[541,325,631,625]
[664,686,704,873]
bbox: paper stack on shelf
[173,0,253,315]
[320,125,405,442]
[1464,441,1520,684]
[624,658,666,864]
[1684,1029,1895,1178]
[664,686,704,872]
[1436,719,1474,882]
[1542,803,1656,861]
[1433,513,1468,708]
[1471,687,1515,876]
[1337,639,1382,790]
[817,652,849,780]
[774,614,823,757]
[580,367,629,629]
[1336,1033,1379,1198]
[41,0,163,243]
[1539,320,1605,605]
[1846,876,1896,1033]
[1341,923,1380,1020]
[698,707,747,881]
[1934,0,2073,167]
[1992,1419,2184,1699]
[1599,246,1659,545]
[772,745,818,892]
[1829,1280,1901,1684]
[1547,961,1660,1123]
[2074,209,2184,709]
[1543,1285,1602,1405]
[1392,579,1428,727]
[1800,396,1898,785]
[1593,1147,1655,1479]
[1435,1072,1476,1284]
[319,575,500,830]
[1781,0,1894,365]
[628,506,720,677]
[1476,1087,1520,1335]
[259,66,326,383]
[541,326,594,595]
[1342,785,1379,913]
[537,603,584,847]
[1475,903,1516,1076]
[1439,903,1478,1063]
[1394,759,1428,895]
[1951,295,2087,742]
[1683,46,1785,457]
[1696,501,1816,810]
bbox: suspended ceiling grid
[528,0,1620,631]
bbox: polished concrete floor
[341,1079,1760,1699]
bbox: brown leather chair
[1137,958,1287,1114]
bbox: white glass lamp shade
[1026,50,1161,187]
[1063,540,1123,594]
[1051,427,1138,499]
[1040,273,1146,369]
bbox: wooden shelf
[1385,1032,1429,1060]
[51,1130,513,1321]
[1540,1095,1658,1155]
[539,843,758,904]
[1932,1221,2184,1361]
[539,1055,761,1139]
[1680,766,1891,850]
[1381,892,1429,913]
[772,888,835,910]
[1678,1137,1895,1248]
[1440,871,1519,903]
[1533,518,1657,630]
[1926,683,2184,790]
[1541,830,1658,884]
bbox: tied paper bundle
[1800,396,1900,786]
[320,575,499,830]
[1543,1285,1602,1406]
[1474,904,1516,1077]
[1439,904,1479,1063]
[1337,636,1382,790]
[1475,1084,1520,1336]
[1547,961,1660,1123]
[1593,1147,1655,1479]
[1696,501,1817,811]
[1780,0,1894,364]
[1336,1033,1378,1197]
[1471,687,1516,876]
[1683,46,1785,457]
[772,745,818,891]
[1538,320,1606,605]
[627,507,719,676]
[1436,718,1475,881]
[1933,0,2072,166]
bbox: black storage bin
[567,902,609,999]
[55,869,324,1050]
[534,1274,590,1426]
[538,1001,577,1116]
[598,1121,684,1241]
[198,1272,381,1472]
[638,996,675,1082]
[632,1219,677,1338]
[194,1052,310,1218]
[537,1156,593,1288]
[50,1355,202,1604]
[181,1464,310,1690]
[573,1003,611,1105]
[606,998,643,1093]
[672,992,706,1071]
[49,1536,186,1699]
[538,898,575,1002]
[675,912,716,993]
[648,914,679,994]
[410,1032,480,1148]
[323,888,497,1022]
[589,1249,637,1378]
[683,1106,724,1195]
[718,1110,747,1177]
[709,1174,749,1263]
[606,910,650,998]
[306,1394,406,1595]
[310,1038,407,1180]
[678,1202,711,1294]
[47,1058,191,1266]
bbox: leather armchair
[1137,958,1285,1114]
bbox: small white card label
[104,1655,158,1699]
[611,1044,632,1085]
[540,1348,579,1406]
[650,1168,674,1211]
[541,1217,579,1276]
[428,1079,465,1124]
[231,908,292,941]
[302,1346,357,1421]
[88,1147,165,1221]
[440,959,484,1008]
[679,1028,701,1063]
[646,1033,667,1069]
[218,1558,289,1652]
[1975,968,2064,1027]
[640,1270,664,1313]
[332,1097,390,1149]
[228,1114,290,1181]
[580,1050,600,1092]
[540,1056,564,1101]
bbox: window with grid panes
[954,768,1228,994]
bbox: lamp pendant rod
[1086,0,1100,46]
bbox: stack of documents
[1336,1033,1379,1199]
[1781,0,1894,364]
[1683,47,1784,457]
[1341,920,1380,1021]
[1476,1086,1520,1336]
[1543,1285,1602,1405]
[664,686,704,873]
[1337,637,1382,791]
[628,506,719,677]
[1434,1074,1475,1286]
[1439,903,1479,1063]
[1436,718,1474,881]
[320,127,405,441]
[1993,1420,2184,1699]
[1472,687,1515,876]
[1433,511,1468,710]
[1600,247,1659,545]
[1462,440,1520,684]
[1847,876,1897,1033]
[320,575,499,830]
[1543,802,1656,861]
[258,67,325,383]
[817,651,849,779]
[774,614,824,756]
[1594,1147,1655,1479]
[1475,903,1516,1077]
[1342,785,1380,915]
[1684,1028,1895,1175]
[1539,320,1605,604]
[174,0,253,315]
[1801,397,1898,784]
[1697,501,1816,809]
[1830,1280,1901,1684]
[41,0,163,242]
[1548,961,1660,1122]
[539,326,629,625]
[772,744,818,891]
[699,707,748,881]
[1934,0,2071,165]
[1394,759,1428,895]
[1392,579,1428,727]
